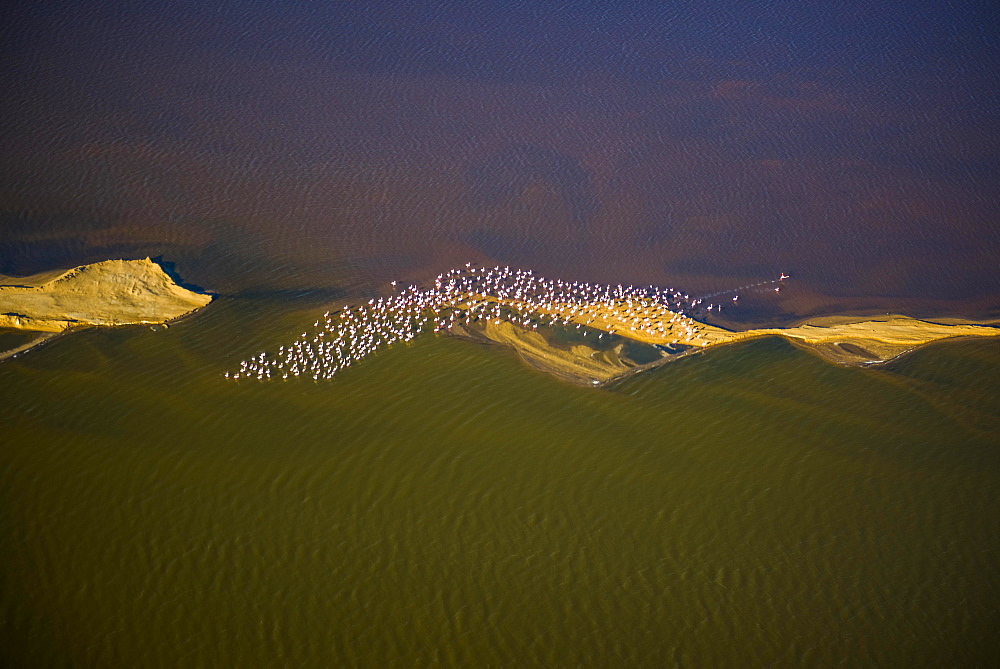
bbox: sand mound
[0,258,212,333]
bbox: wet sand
[457,292,1000,381]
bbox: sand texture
[736,315,1000,365]
[462,296,1000,380]
[0,258,212,333]
[450,320,672,385]
[465,293,995,362]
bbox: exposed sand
[458,294,1000,376]
[0,258,212,358]
[575,308,998,367]
[450,319,666,386]
[733,315,1000,365]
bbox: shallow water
[3,1,1000,665]
[2,296,999,665]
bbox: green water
[2,299,999,666]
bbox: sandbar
[0,258,212,358]
[458,294,1000,381]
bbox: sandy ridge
[0,258,212,333]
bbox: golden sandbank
[0,258,212,359]
[454,293,1000,384]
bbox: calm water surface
[3,1,999,665]
[2,296,999,665]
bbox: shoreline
[0,331,65,362]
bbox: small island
[0,258,212,360]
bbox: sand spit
[227,264,1000,386]
[0,258,212,357]
[505,299,1000,366]
[732,315,1000,366]
[454,311,1000,385]
[461,296,1000,375]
